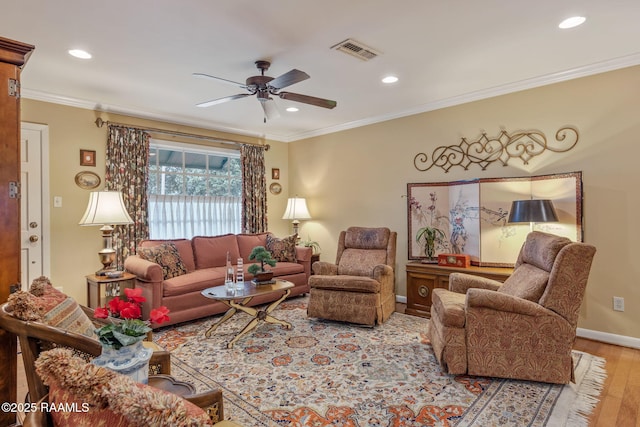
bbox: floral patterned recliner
[307,227,397,326]
[427,231,596,384]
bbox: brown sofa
[124,233,312,327]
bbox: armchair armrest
[372,264,393,281]
[466,288,553,317]
[449,272,503,294]
[313,261,338,275]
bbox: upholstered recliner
[427,231,596,384]
[307,227,397,326]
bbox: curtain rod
[94,118,269,151]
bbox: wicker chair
[0,303,224,424]
[307,227,397,326]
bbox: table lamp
[79,191,134,275]
[507,199,558,231]
[282,197,311,236]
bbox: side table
[405,262,513,318]
[86,272,136,308]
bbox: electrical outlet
[613,296,625,312]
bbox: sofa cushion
[237,233,268,261]
[337,248,387,277]
[192,234,241,269]
[431,288,466,328]
[344,227,390,249]
[138,242,188,280]
[163,268,226,297]
[266,233,297,262]
[498,264,550,302]
[309,274,380,293]
[264,261,304,277]
[7,276,95,338]
[139,239,195,272]
[519,231,571,271]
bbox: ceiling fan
[193,60,337,121]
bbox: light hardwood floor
[15,310,640,426]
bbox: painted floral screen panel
[407,171,582,267]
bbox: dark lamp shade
[507,199,559,223]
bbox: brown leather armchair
[307,227,397,326]
[427,231,596,384]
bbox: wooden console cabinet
[405,262,513,318]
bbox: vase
[92,340,153,384]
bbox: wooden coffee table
[201,280,294,348]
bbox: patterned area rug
[154,296,606,426]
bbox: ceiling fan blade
[196,93,252,108]
[268,69,310,90]
[192,72,247,89]
[278,92,337,109]
[260,98,280,120]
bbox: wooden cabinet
[0,36,35,426]
[405,262,513,318]
[87,272,137,309]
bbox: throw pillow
[7,276,95,338]
[266,233,297,262]
[35,348,213,426]
[137,242,188,280]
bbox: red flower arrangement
[93,288,170,349]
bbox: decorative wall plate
[269,182,282,195]
[75,171,101,189]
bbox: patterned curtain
[240,144,268,233]
[105,125,150,268]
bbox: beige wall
[289,65,640,339]
[20,64,640,340]
[20,101,289,305]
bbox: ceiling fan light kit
[194,60,337,121]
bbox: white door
[20,123,50,290]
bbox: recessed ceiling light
[559,16,586,29]
[68,49,92,59]
[382,75,399,84]
[286,107,299,112]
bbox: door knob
[29,235,39,242]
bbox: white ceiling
[4,0,640,142]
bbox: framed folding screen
[407,171,582,267]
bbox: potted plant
[301,237,321,255]
[416,226,445,260]
[248,246,277,283]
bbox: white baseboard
[396,295,407,304]
[577,327,640,349]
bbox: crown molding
[23,52,640,143]
[283,52,640,142]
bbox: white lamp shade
[79,191,134,226]
[282,197,311,220]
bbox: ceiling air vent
[331,38,380,61]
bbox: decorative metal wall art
[414,126,579,172]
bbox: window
[147,140,242,239]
